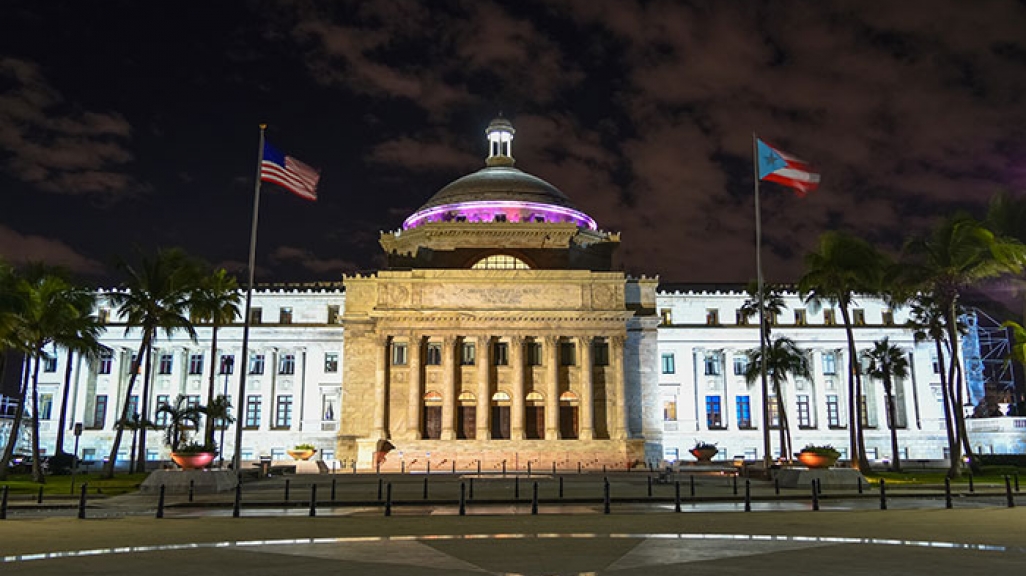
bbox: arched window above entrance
[424,391,442,404]
[471,254,530,270]
[559,391,579,403]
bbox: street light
[70,422,82,495]
[219,356,234,467]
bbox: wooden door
[559,406,578,439]
[526,406,544,439]
[491,406,510,439]
[422,406,441,439]
[457,406,476,439]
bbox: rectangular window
[392,343,408,365]
[43,356,58,372]
[823,309,836,326]
[736,396,752,428]
[91,395,108,429]
[158,353,173,375]
[768,395,780,429]
[220,355,235,374]
[860,395,872,428]
[98,351,113,375]
[214,395,232,430]
[736,309,749,325]
[155,395,170,427]
[704,354,721,376]
[425,343,442,366]
[275,395,293,428]
[244,395,262,428]
[853,309,866,326]
[460,342,475,365]
[38,393,53,420]
[706,309,719,325]
[97,308,110,323]
[188,354,204,375]
[327,304,340,324]
[526,342,542,366]
[130,353,141,374]
[822,352,837,375]
[794,309,807,326]
[493,342,509,366]
[660,308,672,326]
[882,309,894,326]
[593,340,609,366]
[706,395,723,428]
[279,307,293,324]
[661,353,675,374]
[186,395,201,429]
[827,394,842,428]
[249,307,262,324]
[249,353,265,374]
[278,354,295,375]
[797,394,812,428]
[126,395,139,418]
[733,355,748,376]
[324,352,338,372]
[560,341,576,366]
[663,398,677,421]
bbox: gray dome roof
[415,166,581,213]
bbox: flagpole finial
[259,123,267,130]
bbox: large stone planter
[689,447,718,462]
[171,452,216,470]
[797,451,838,469]
[287,449,316,461]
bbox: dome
[403,118,597,230]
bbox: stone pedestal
[775,467,865,489]
[140,469,238,493]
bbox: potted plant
[287,443,317,461]
[689,441,719,462]
[170,441,218,469]
[797,444,840,469]
[158,395,215,469]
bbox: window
[704,354,721,376]
[853,309,866,326]
[425,343,442,366]
[98,351,113,374]
[275,395,293,428]
[663,398,677,421]
[279,307,293,324]
[126,395,139,418]
[38,394,53,420]
[797,394,812,428]
[736,396,752,428]
[91,395,108,429]
[823,309,836,326]
[245,395,262,428]
[327,304,340,324]
[736,309,749,325]
[822,352,837,375]
[661,353,675,374]
[188,354,204,375]
[860,395,873,428]
[249,307,262,324]
[324,352,338,373]
[827,394,842,428]
[493,213,507,222]
[526,342,542,366]
[794,309,807,326]
[155,395,170,427]
[214,395,232,430]
[767,395,780,429]
[130,353,141,374]
[249,353,265,374]
[159,353,173,375]
[493,342,509,366]
[593,340,609,366]
[460,342,475,365]
[220,355,235,374]
[392,343,408,365]
[97,308,110,323]
[186,395,201,429]
[278,354,295,375]
[660,308,672,326]
[706,309,719,325]
[882,309,894,326]
[706,395,723,428]
[931,352,940,374]
[560,341,576,366]
[471,254,530,269]
[733,355,748,376]
[43,356,57,373]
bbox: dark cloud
[0,225,104,275]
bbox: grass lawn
[863,465,1025,486]
[0,473,149,496]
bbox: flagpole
[753,133,772,470]
[232,124,266,472]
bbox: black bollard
[552,462,556,475]
[1006,476,1015,508]
[401,461,405,474]
[816,478,823,496]
[689,475,695,497]
[37,485,43,504]
[385,483,392,517]
[733,474,738,495]
[857,476,863,494]
[515,476,520,499]
[452,460,456,474]
[531,482,539,515]
[647,475,653,497]
[603,478,611,515]
[945,478,953,509]
[423,476,429,500]
[674,480,681,513]
[559,476,564,499]
[968,472,974,493]
[189,479,195,503]
[0,485,8,520]
[577,461,582,474]
[811,481,820,511]
[156,484,166,519]
[352,460,357,475]
[331,478,337,501]
[528,461,532,476]
[284,478,290,502]
[459,482,466,516]
[476,461,481,475]
[233,482,241,518]
[744,479,751,512]
[377,478,383,501]
[502,461,506,476]
[309,484,317,517]
[879,479,887,510]
[774,477,780,495]
[77,483,87,519]
[603,464,607,474]
[427,461,431,475]
[1015,472,1020,492]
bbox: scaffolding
[961,308,1016,407]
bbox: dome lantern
[485,117,515,167]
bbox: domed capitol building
[9,119,1023,470]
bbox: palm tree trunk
[0,356,31,481]
[102,334,150,478]
[54,348,74,455]
[933,338,957,470]
[883,375,902,472]
[944,304,970,478]
[838,305,864,470]
[134,344,155,473]
[30,353,45,483]
[205,322,219,447]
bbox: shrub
[800,444,840,457]
[293,443,316,451]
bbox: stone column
[373,335,389,438]
[612,335,628,439]
[406,334,422,439]
[510,336,525,440]
[440,335,458,441]
[545,335,561,440]
[476,335,491,440]
[578,335,595,440]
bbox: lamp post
[70,422,82,495]
[219,356,234,467]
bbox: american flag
[260,142,320,201]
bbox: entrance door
[457,406,476,439]
[526,406,545,439]
[422,406,441,439]
[491,406,510,439]
[559,406,578,439]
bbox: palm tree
[189,268,240,449]
[1000,320,1026,415]
[863,337,910,472]
[986,191,1026,322]
[157,395,206,452]
[739,281,788,338]
[205,394,235,464]
[902,214,1026,477]
[744,336,811,461]
[799,231,888,472]
[906,293,959,466]
[51,290,105,457]
[102,248,202,478]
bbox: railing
[966,417,1026,433]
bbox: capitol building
[10,119,1024,470]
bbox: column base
[440,430,456,441]
[475,428,491,441]
[545,428,561,441]
[579,429,595,440]
[511,428,525,440]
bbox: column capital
[611,334,625,348]
[543,334,560,347]
[577,334,595,346]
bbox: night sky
[3,1,1026,291]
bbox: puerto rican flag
[260,142,321,201]
[757,139,820,197]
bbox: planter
[287,449,316,461]
[689,447,718,462]
[171,452,216,470]
[798,451,838,469]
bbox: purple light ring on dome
[403,200,597,230]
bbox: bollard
[331,478,337,501]
[469,477,475,500]
[401,461,406,474]
[189,479,195,503]
[459,482,466,516]
[233,482,242,518]
[968,472,974,493]
[0,485,8,520]
[627,460,631,473]
[1006,476,1015,508]
[452,460,456,474]
[377,478,383,501]
[528,461,532,476]
[37,485,43,504]
[879,479,887,510]
[689,475,695,497]
[603,464,607,474]
[352,461,357,475]
[552,462,556,475]
[531,482,539,515]
[774,477,780,495]
[733,474,738,495]
[577,461,582,475]
[309,484,317,517]
[156,484,166,519]
[1015,472,1020,492]
[816,478,822,496]
[427,461,431,475]
[284,479,291,502]
[559,476,564,499]
[385,483,392,517]
[945,478,953,509]
[515,476,520,499]
[744,479,751,512]
[423,477,429,500]
[77,483,87,519]
[603,478,611,515]
[857,476,863,494]
[502,461,507,476]
[811,481,819,511]
[674,481,681,513]
[647,475,653,497]
[477,461,481,475]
